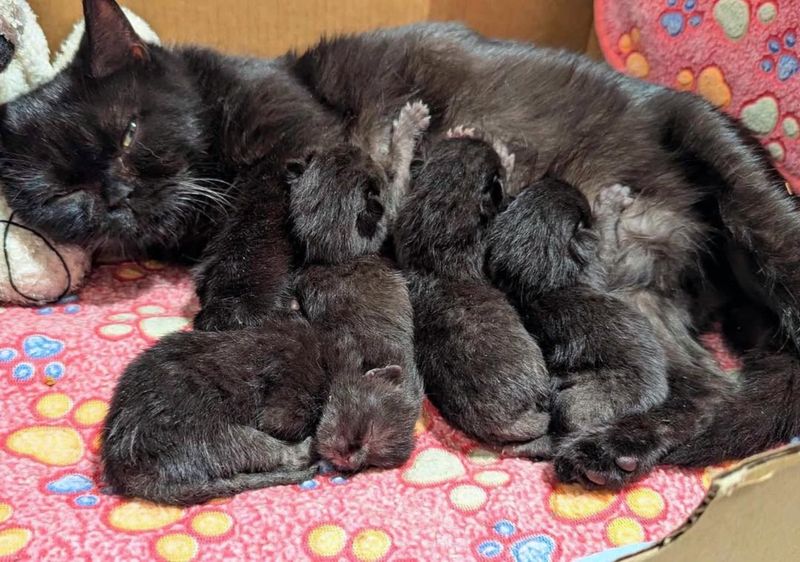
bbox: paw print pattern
[474,520,558,561]
[661,0,703,37]
[760,31,798,81]
[547,483,667,547]
[35,295,81,317]
[0,501,32,558]
[97,305,190,342]
[1,334,67,385]
[305,524,393,561]
[617,27,650,78]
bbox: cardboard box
[32,0,597,58]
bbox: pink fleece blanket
[0,263,738,561]
[595,0,800,192]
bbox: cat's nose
[106,183,134,208]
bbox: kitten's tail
[659,91,800,348]
[117,468,318,507]
[664,351,800,466]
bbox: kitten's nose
[106,183,134,208]
[330,450,364,472]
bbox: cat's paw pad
[553,425,663,490]
[446,125,478,139]
[594,184,634,216]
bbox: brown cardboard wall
[31,0,594,57]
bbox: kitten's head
[315,365,419,473]
[287,145,389,264]
[487,177,597,298]
[0,0,210,256]
[393,136,508,278]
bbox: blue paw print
[0,348,16,362]
[46,474,94,494]
[23,334,64,359]
[661,0,703,37]
[35,295,80,316]
[761,32,798,81]
[476,520,557,561]
[510,536,556,562]
[74,495,99,507]
[12,362,35,381]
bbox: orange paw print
[112,260,167,282]
[548,483,667,547]
[674,65,732,108]
[97,305,191,343]
[618,27,650,78]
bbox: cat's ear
[365,365,404,385]
[82,0,149,79]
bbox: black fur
[101,318,324,506]
[1,1,798,486]
[486,180,669,454]
[395,136,551,454]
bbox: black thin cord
[2,211,72,304]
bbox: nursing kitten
[4,0,800,486]
[486,179,669,461]
[102,317,323,506]
[394,133,552,456]
[287,115,426,471]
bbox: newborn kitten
[287,102,428,472]
[102,316,324,506]
[394,132,552,456]
[487,180,669,461]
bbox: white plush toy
[0,0,158,304]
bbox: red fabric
[595,0,800,192]
[0,264,737,561]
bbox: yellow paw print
[5,393,108,466]
[618,27,650,78]
[112,261,166,282]
[549,483,668,547]
[307,524,392,561]
[104,502,234,562]
[0,502,32,558]
[97,305,190,343]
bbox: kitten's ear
[82,0,149,79]
[365,365,404,385]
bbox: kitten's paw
[553,424,664,490]
[365,365,403,382]
[594,184,634,217]
[398,100,431,133]
[446,125,478,139]
[286,437,316,468]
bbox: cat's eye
[121,118,138,150]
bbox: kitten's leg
[386,101,430,218]
[592,183,634,267]
[553,356,735,489]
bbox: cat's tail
[658,91,800,349]
[664,351,800,466]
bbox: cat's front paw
[446,125,478,139]
[553,423,664,490]
[594,184,634,218]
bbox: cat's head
[486,177,598,297]
[315,365,419,473]
[393,135,508,278]
[0,0,210,256]
[287,145,389,264]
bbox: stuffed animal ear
[82,0,149,78]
